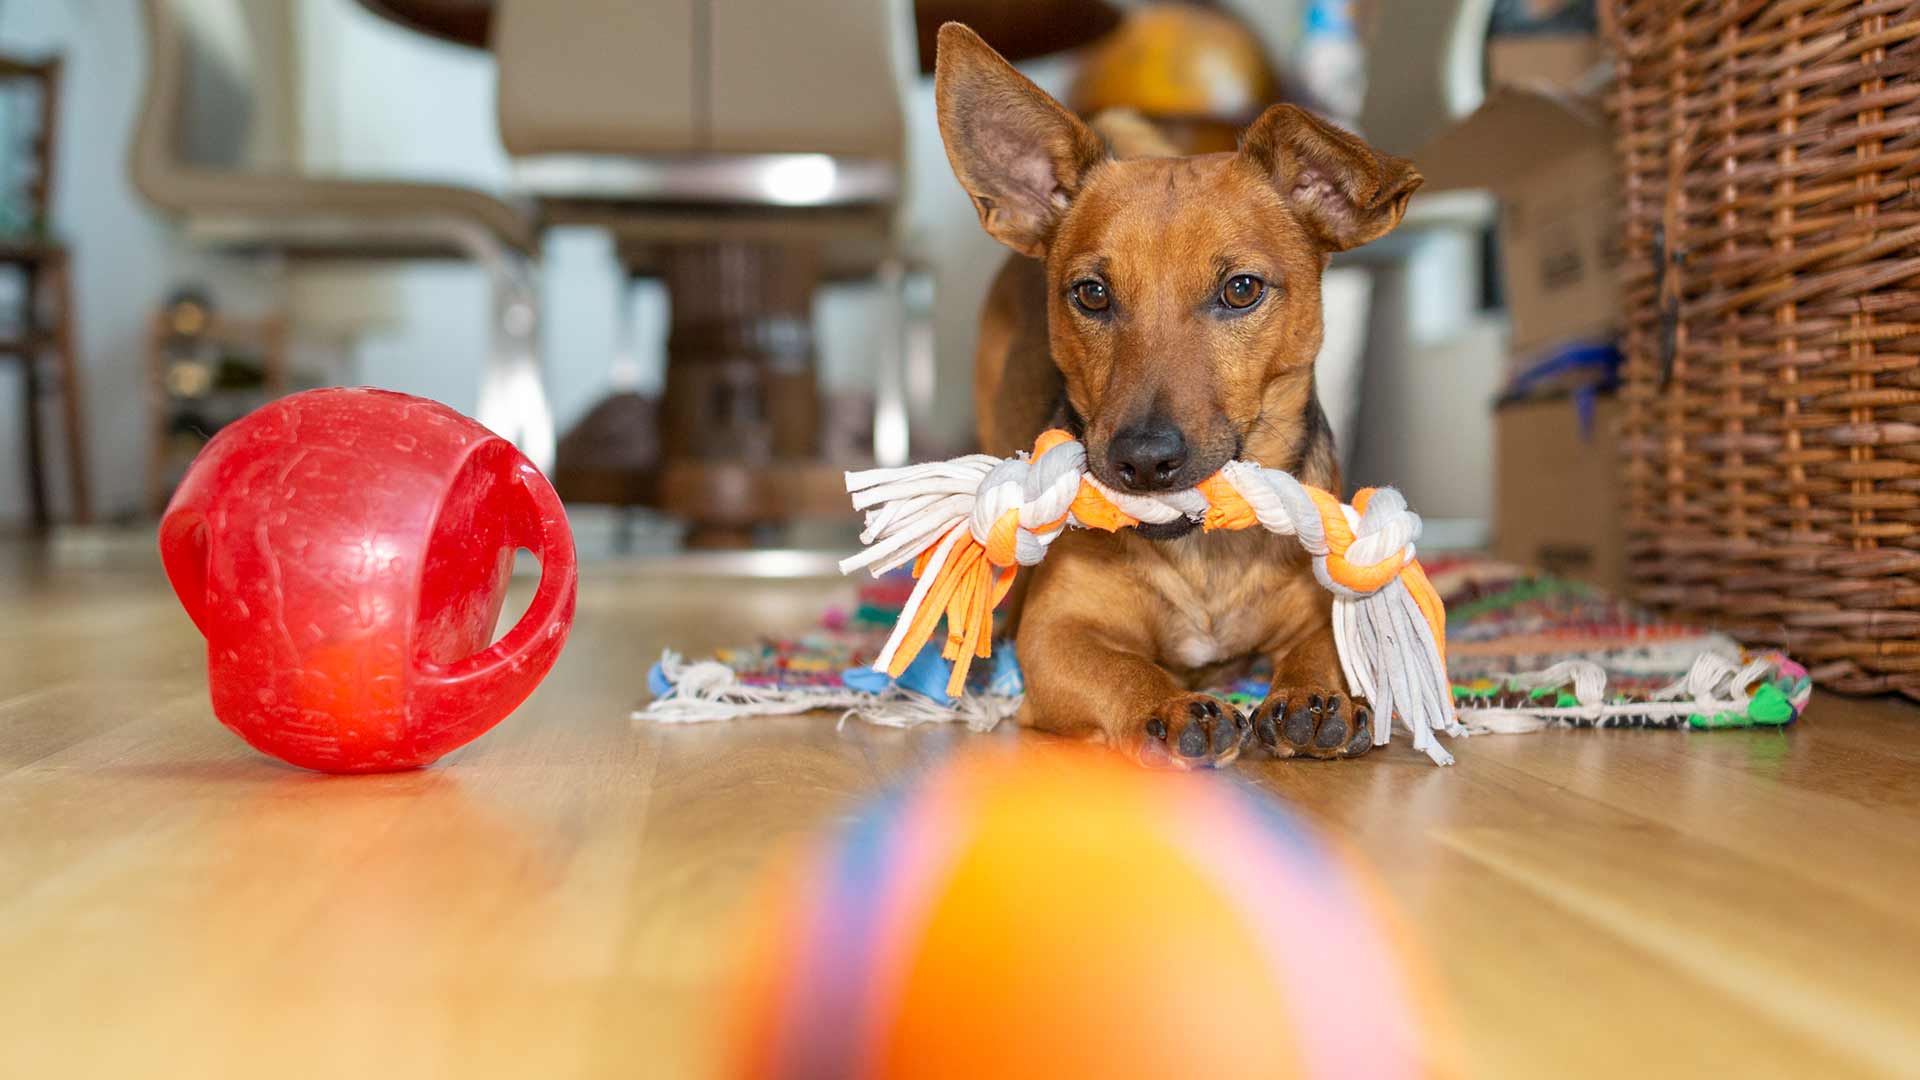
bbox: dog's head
[935,23,1420,496]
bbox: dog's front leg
[1250,619,1375,760]
[1016,602,1248,770]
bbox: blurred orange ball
[722,747,1450,1079]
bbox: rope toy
[840,430,1466,765]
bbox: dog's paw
[1131,693,1249,770]
[1251,688,1374,760]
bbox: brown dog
[934,24,1421,768]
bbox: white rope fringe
[1454,650,1771,734]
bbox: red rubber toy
[159,388,578,773]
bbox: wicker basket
[1603,1,1920,696]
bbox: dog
[933,24,1422,768]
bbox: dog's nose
[1107,421,1189,491]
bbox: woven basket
[1603,1,1920,697]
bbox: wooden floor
[4,536,1920,1078]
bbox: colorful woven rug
[643,553,1810,738]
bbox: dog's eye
[1071,280,1111,313]
[1221,275,1265,310]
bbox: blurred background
[0,0,1614,573]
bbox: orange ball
[722,747,1450,1079]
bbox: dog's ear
[935,23,1106,258]
[1238,104,1422,252]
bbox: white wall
[0,0,988,525]
[0,0,274,527]
[1346,230,1503,527]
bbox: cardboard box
[1416,35,1620,355]
[1487,34,1606,91]
[1497,139,1623,355]
[1494,393,1625,591]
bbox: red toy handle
[416,456,578,713]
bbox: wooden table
[4,536,1920,1076]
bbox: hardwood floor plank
[1442,820,1920,1077]
[3,541,1918,1077]
[1465,726,1920,925]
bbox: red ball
[159,388,576,772]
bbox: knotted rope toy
[840,430,1466,765]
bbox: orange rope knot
[839,430,1463,763]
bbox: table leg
[660,242,826,547]
[18,264,48,531]
[46,251,90,524]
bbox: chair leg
[872,259,910,468]
[47,252,90,524]
[475,252,555,474]
[145,311,171,517]
[902,266,938,455]
[19,297,49,531]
